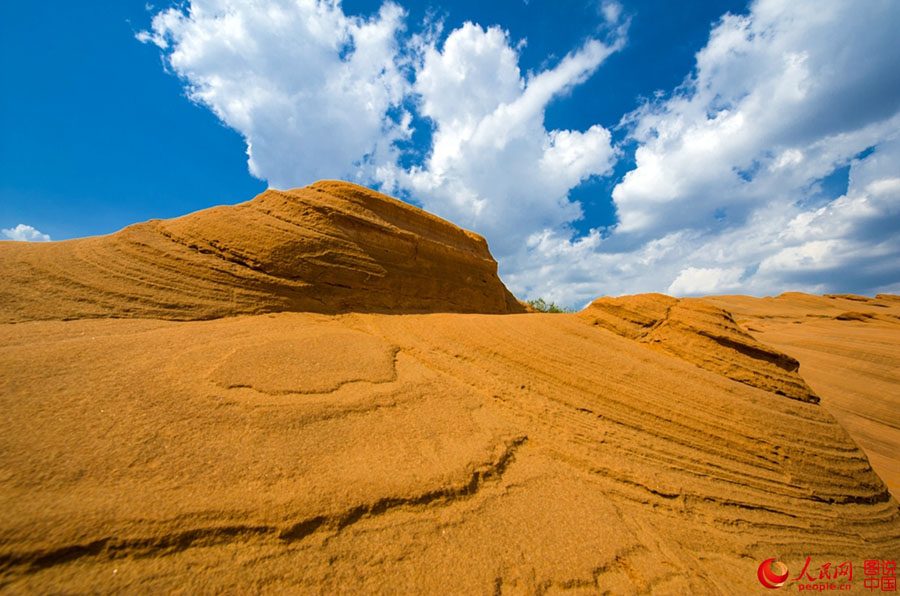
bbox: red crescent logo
[758,558,790,589]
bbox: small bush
[526,297,574,313]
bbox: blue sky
[2,0,899,305]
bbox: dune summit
[0,181,522,322]
[578,293,819,403]
[1,183,899,594]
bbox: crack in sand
[0,437,528,577]
[280,436,528,541]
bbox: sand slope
[0,181,522,322]
[1,186,898,593]
[578,293,819,403]
[705,293,900,500]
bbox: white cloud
[668,267,743,296]
[522,135,900,303]
[140,0,411,188]
[2,224,51,242]
[380,24,621,260]
[518,0,900,303]
[600,2,623,27]
[611,0,900,240]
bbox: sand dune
[705,293,900,500]
[1,183,898,593]
[578,293,818,403]
[0,181,521,323]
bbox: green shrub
[526,297,574,313]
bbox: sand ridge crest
[578,293,819,402]
[0,180,523,323]
[704,292,900,499]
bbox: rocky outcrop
[0,181,523,322]
[703,292,900,499]
[578,293,819,402]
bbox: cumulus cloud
[668,267,743,296]
[524,132,900,305]
[521,0,900,303]
[612,0,900,239]
[140,0,411,188]
[379,24,621,258]
[2,224,51,242]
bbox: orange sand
[0,181,522,323]
[1,183,897,593]
[705,293,900,500]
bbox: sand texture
[704,293,900,500]
[578,293,819,403]
[1,185,899,594]
[0,181,522,323]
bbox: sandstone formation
[0,181,522,322]
[1,185,898,594]
[705,292,900,500]
[578,293,819,402]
